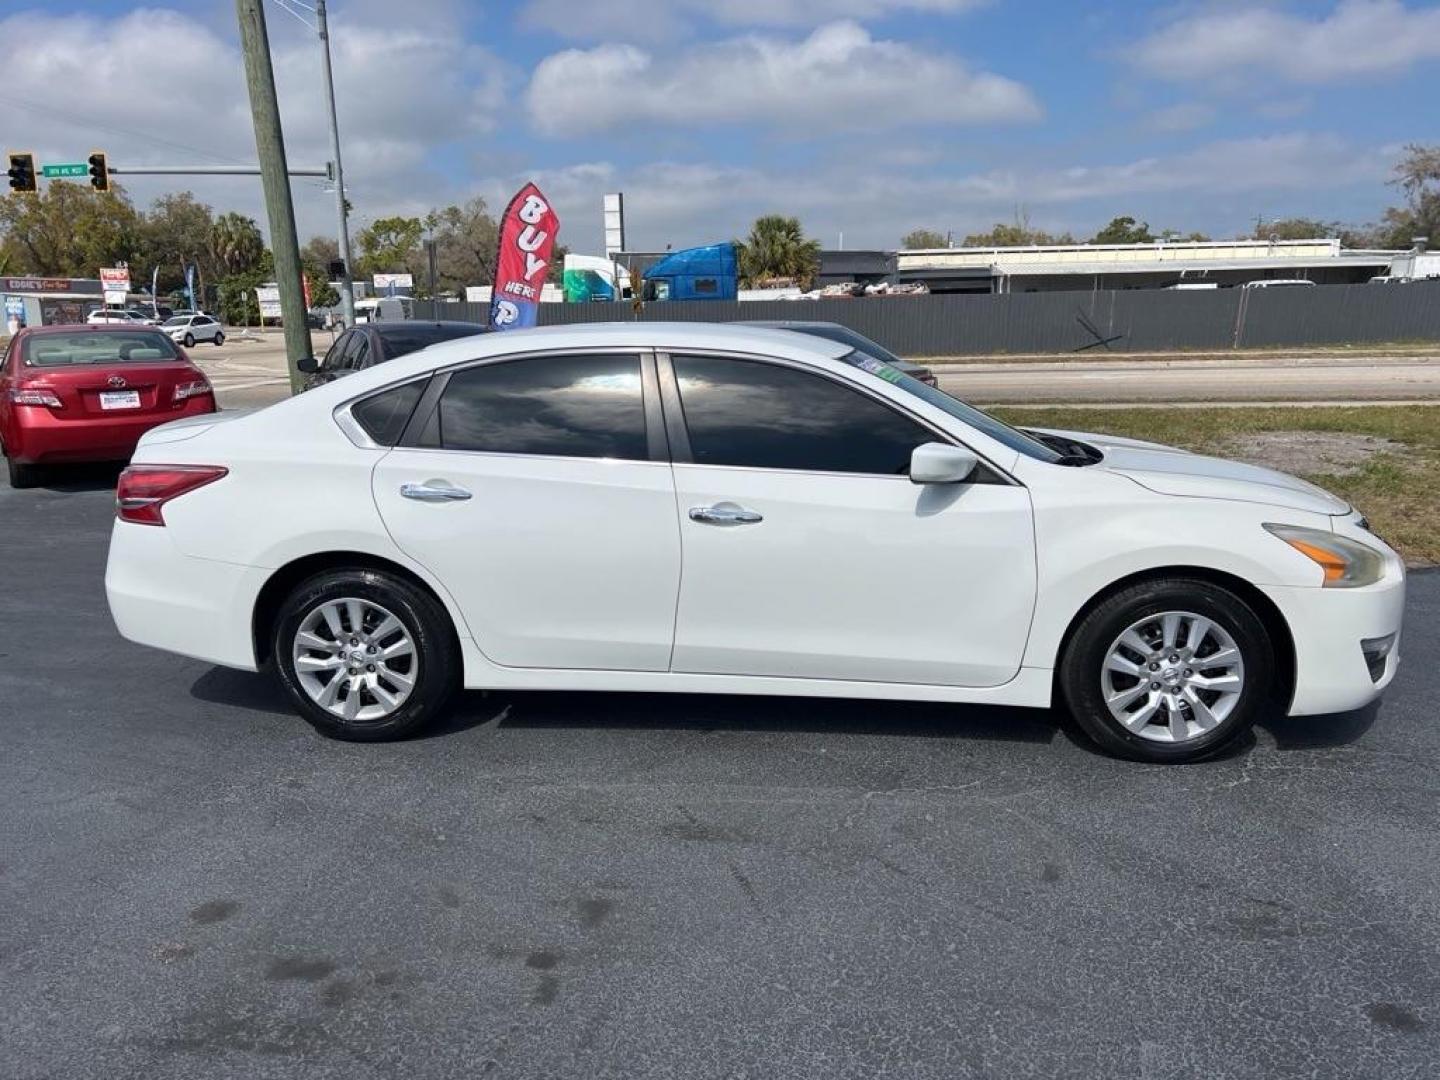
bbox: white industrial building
[892,238,1418,294]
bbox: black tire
[271,568,459,741]
[1059,577,1274,763]
[6,453,39,489]
[183,333,195,348]
[214,331,225,346]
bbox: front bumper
[1262,571,1406,716]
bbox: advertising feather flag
[490,182,560,331]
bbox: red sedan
[0,325,217,488]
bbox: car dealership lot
[2,478,1438,1078]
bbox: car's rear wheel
[271,569,459,741]
[213,331,224,346]
[5,450,39,489]
[183,333,195,348]
[1060,578,1274,763]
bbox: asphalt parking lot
[2,474,1438,1080]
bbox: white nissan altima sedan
[104,323,1405,762]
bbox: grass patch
[991,406,1440,565]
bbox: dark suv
[298,321,487,390]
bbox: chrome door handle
[689,503,763,526]
[401,481,472,503]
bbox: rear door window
[424,354,648,460]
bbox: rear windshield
[21,331,182,367]
[377,325,485,359]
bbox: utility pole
[315,0,356,328]
[236,0,311,393]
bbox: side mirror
[296,356,319,374]
[910,442,978,484]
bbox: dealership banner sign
[490,182,559,331]
[100,267,130,305]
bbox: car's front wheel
[183,333,195,348]
[271,568,459,741]
[1060,577,1274,763]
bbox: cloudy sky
[3,0,1436,253]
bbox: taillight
[9,386,63,408]
[174,376,212,401]
[116,465,227,526]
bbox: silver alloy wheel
[291,597,418,724]
[1100,610,1245,744]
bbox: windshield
[22,331,182,367]
[840,349,1063,463]
[162,316,189,327]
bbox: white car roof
[314,321,853,399]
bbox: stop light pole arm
[107,164,331,177]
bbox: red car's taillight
[8,386,63,408]
[116,465,228,526]
[174,376,212,402]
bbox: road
[194,337,1440,408]
[2,479,1437,1079]
[938,354,1440,405]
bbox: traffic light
[327,259,347,280]
[7,152,36,194]
[88,150,109,193]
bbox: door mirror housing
[910,442,978,484]
[295,356,319,374]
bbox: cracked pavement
[1,474,1437,1079]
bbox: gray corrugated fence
[412,281,1440,357]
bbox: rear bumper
[1262,572,1407,716]
[8,398,216,464]
[105,520,264,671]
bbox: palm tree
[736,215,822,288]
[209,212,266,276]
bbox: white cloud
[0,6,504,242]
[525,21,1040,135]
[499,134,1390,252]
[519,0,985,41]
[1131,0,1440,84]
[1144,102,1217,134]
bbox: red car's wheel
[6,453,39,489]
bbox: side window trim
[656,350,1015,484]
[396,347,665,463]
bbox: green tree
[1091,216,1154,245]
[901,228,948,249]
[0,180,143,276]
[209,212,266,276]
[736,215,822,288]
[301,234,340,270]
[140,192,215,293]
[356,215,424,279]
[425,198,498,292]
[304,266,340,309]
[1373,143,1440,248]
[1250,218,1337,242]
[962,214,1074,247]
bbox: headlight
[1263,523,1386,588]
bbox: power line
[0,93,251,167]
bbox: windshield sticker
[853,354,904,382]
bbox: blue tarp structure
[642,243,738,301]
